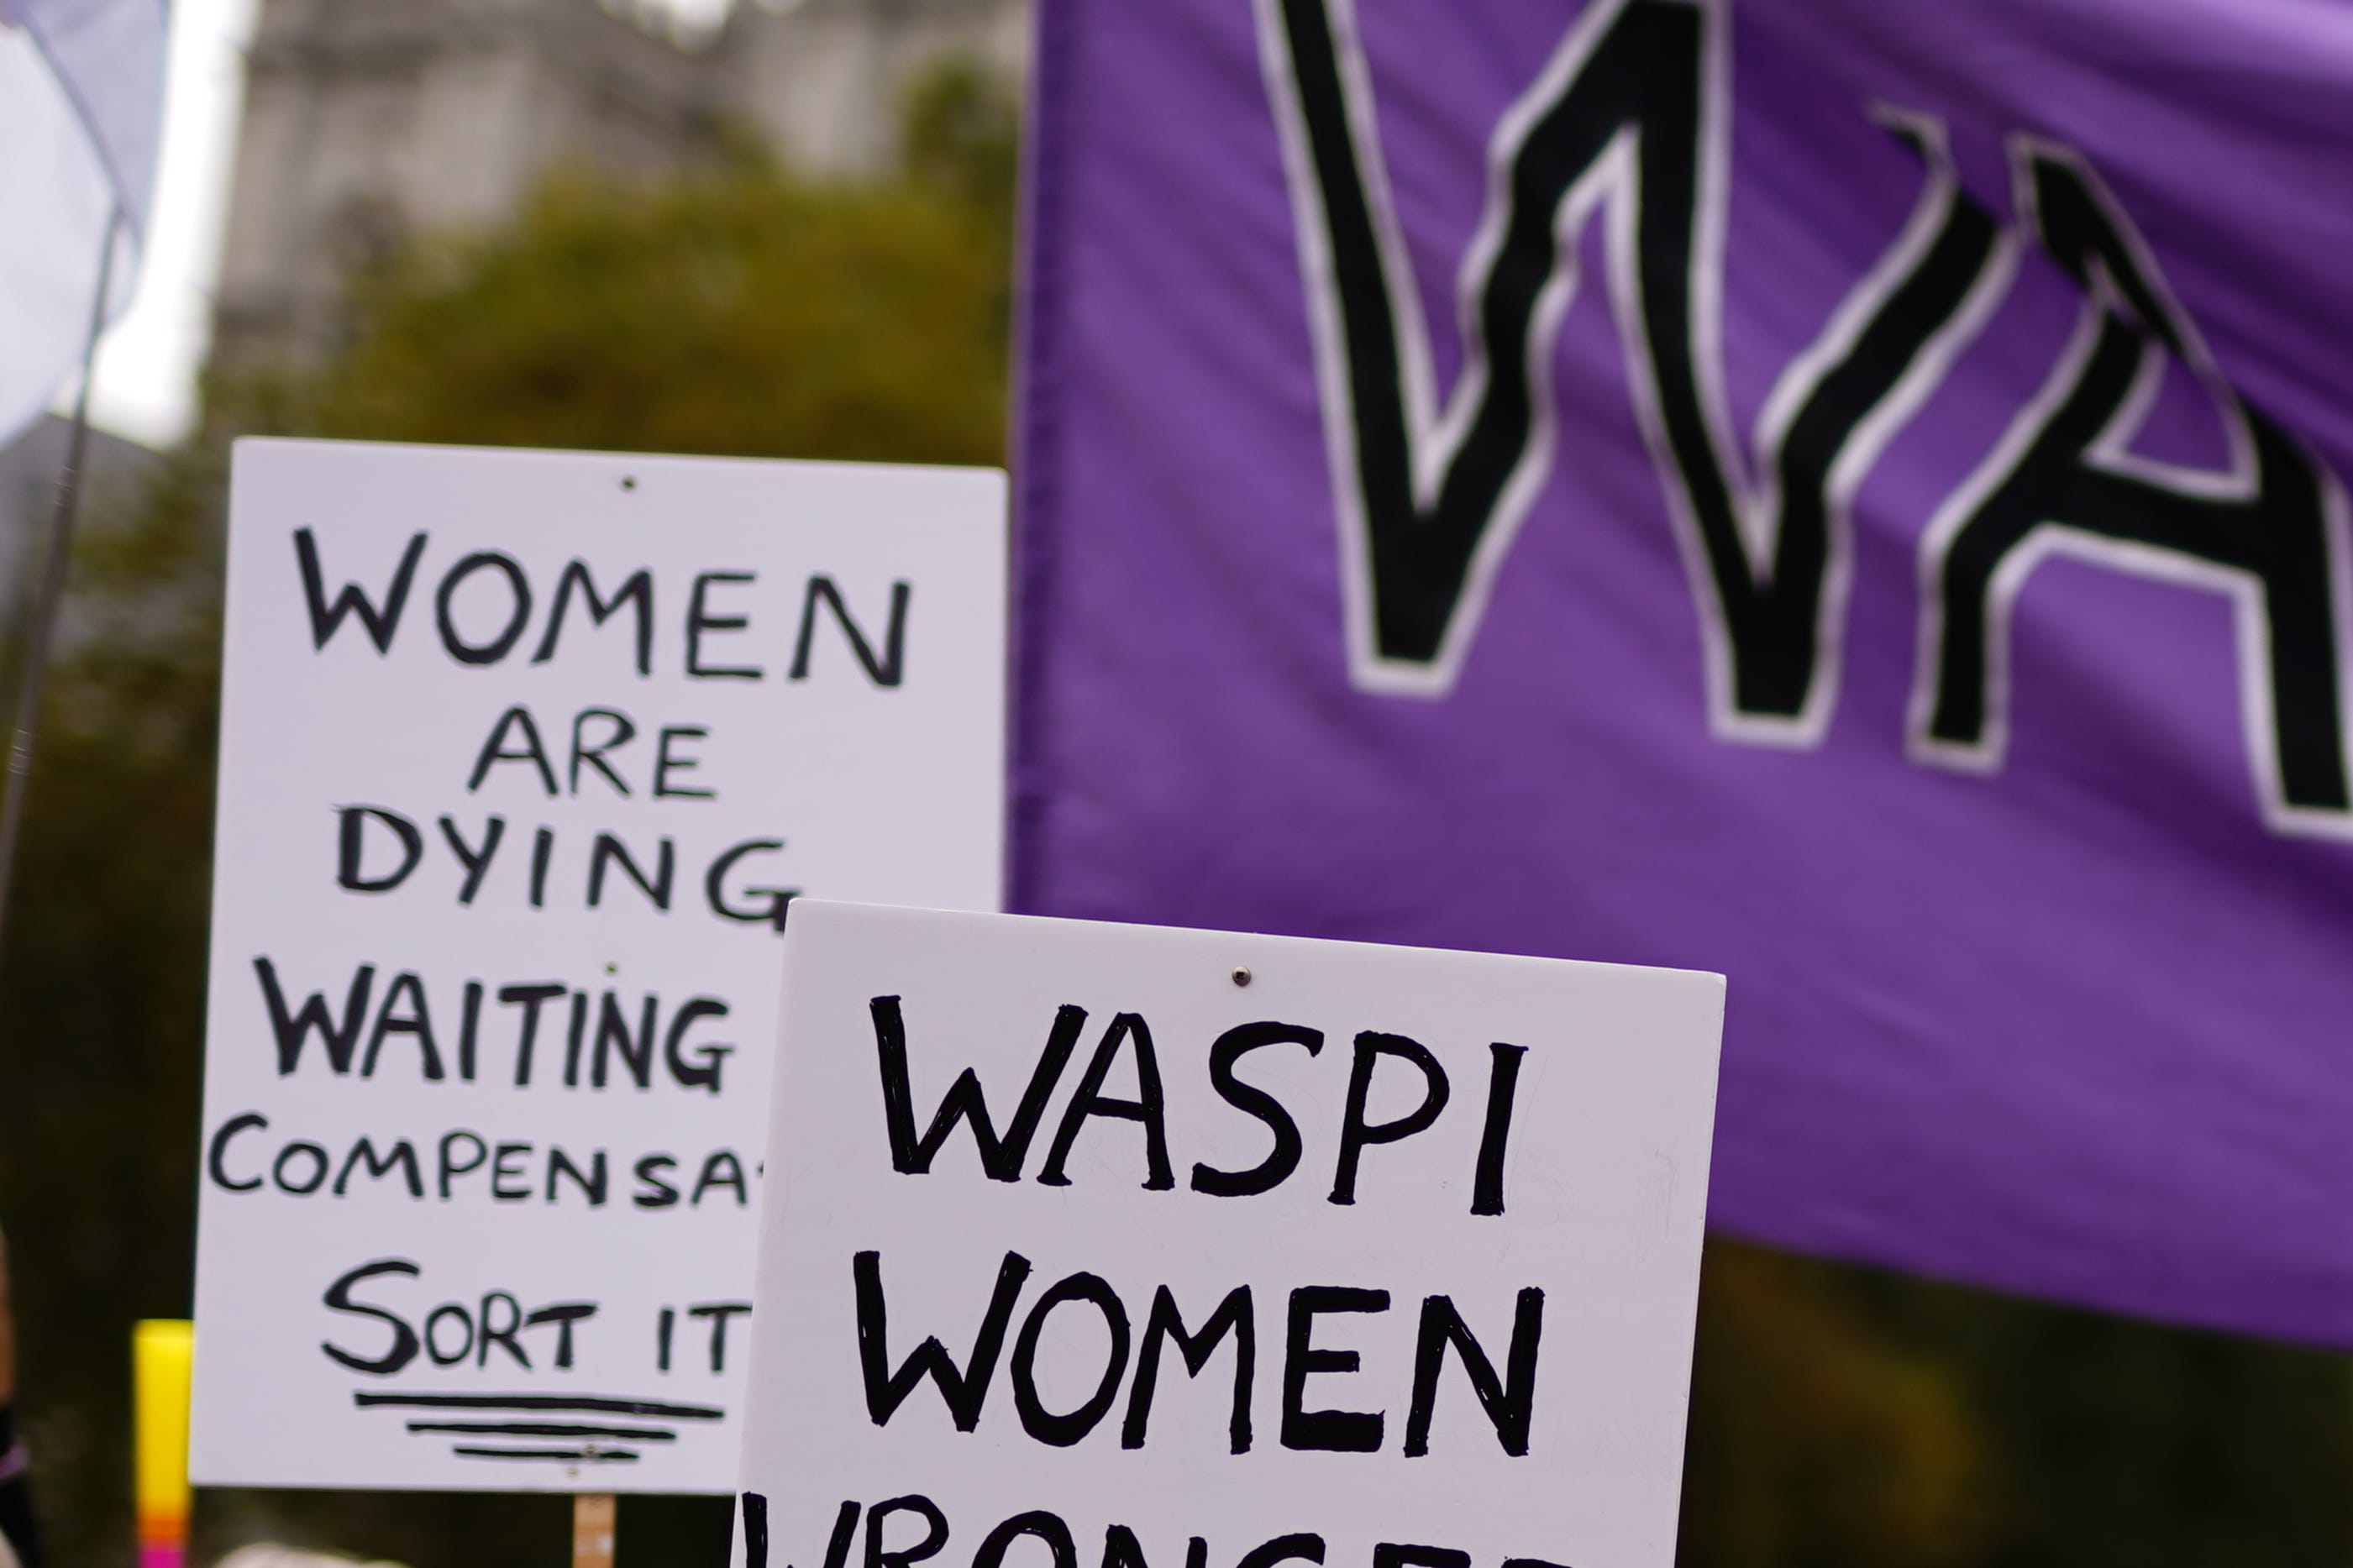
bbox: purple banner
[1011,0,2353,1345]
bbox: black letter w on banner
[1256,0,2013,740]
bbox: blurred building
[213,0,1027,370]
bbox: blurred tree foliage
[246,74,1014,465]
[0,442,224,1568]
[0,45,2350,1568]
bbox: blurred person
[0,1225,35,1568]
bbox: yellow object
[134,1319,194,1568]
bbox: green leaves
[251,66,1020,470]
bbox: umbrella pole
[0,203,123,963]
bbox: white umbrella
[0,0,166,944]
[0,0,167,446]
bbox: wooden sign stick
[573,1493,616,1568]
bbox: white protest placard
[738,903,1725,1568]
[189,438,1006,1492]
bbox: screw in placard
[1231,966,1252,987]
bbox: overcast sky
[84,0,255,446]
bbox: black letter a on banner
[1258,0,2010,739]
[1911,138,2352,830]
